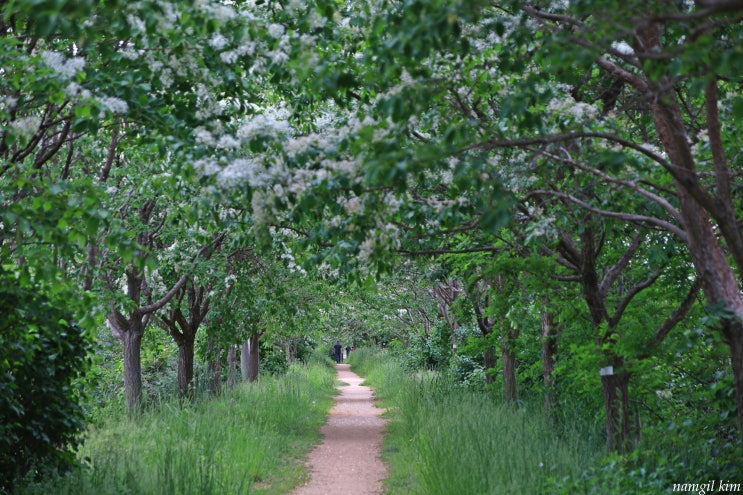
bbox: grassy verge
[350,348,605,495]
[13,356,336,495]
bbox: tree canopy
[2,0,742,482]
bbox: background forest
[1,0,742,492]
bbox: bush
[448,353,486,391]
[0,272,92,490]
[390,324,452,372]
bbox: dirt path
[290,363,387,495]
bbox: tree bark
[227,344,237,388]
[284,340,294,365]
[483,348,497,385]
[121,325,144,417]
[177,339,195,401]
[600,362,632,454]
[468,278,498,384]
[541,309,559,423]
[108,299,147,417]
[432,281,462,353]
[240,341,250,382]
[159,283,209,401]
[557,225,649,452]
[246,332,260,383]
[635,13,743,434]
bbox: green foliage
[12,359,336,495]
[548,440,742,495]
[448,353,486,392]
[84,332,126,422]
[389,323,452,372]
[352,348,604,495]
[3,0,743,491]
[0,270,92,489]
[260,344,289,376]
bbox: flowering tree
[3,0,742,458]
[0,0,326,415]
[221,0,743,448]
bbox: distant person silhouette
[334,341,342,364]
[345,345,351,360]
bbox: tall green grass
[13,357,336,495]
[351,348,605,495]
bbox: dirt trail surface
[290,363,388,495]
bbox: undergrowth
[11,356,336,495]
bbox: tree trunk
[637,19,743,434]
[541,309,559,422]
[432,281,462,353]
[122,327,144,417]
[247,332,260,383]
[467,278,498,384]
[600,361,632,453]
[227,344,237,388]
[240,341,250,382]
[502,331,518,403]
[109,307,146,417]
[177,338,195,401]
[284,340,292,364]
[725,322,743,431]
[657,99,743,431]
[483,348,497,385]
[207,335,221,396]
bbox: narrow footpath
[290,363,388,495]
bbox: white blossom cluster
[96,96,129,116]
[0,95,17,112]
[317,261,340,279]
[198,0,238,23]
[144,267,168,297]
[547,93,599,122]
[280,244,307,275]
[610,40,635,56]
[357,222,401,272]
[237,112,292,140]
[65,82,92,100]
[7,115,41,141]
[219,157,273,188]
[40,50,85,79]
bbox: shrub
[0,271,92,490]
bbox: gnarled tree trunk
[632,11,743,434]
[158,282,210,401]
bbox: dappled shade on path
[290,363,387,495]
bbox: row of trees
[0,0,345,481]
[1,0,741,477]
[275,0,743,454]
